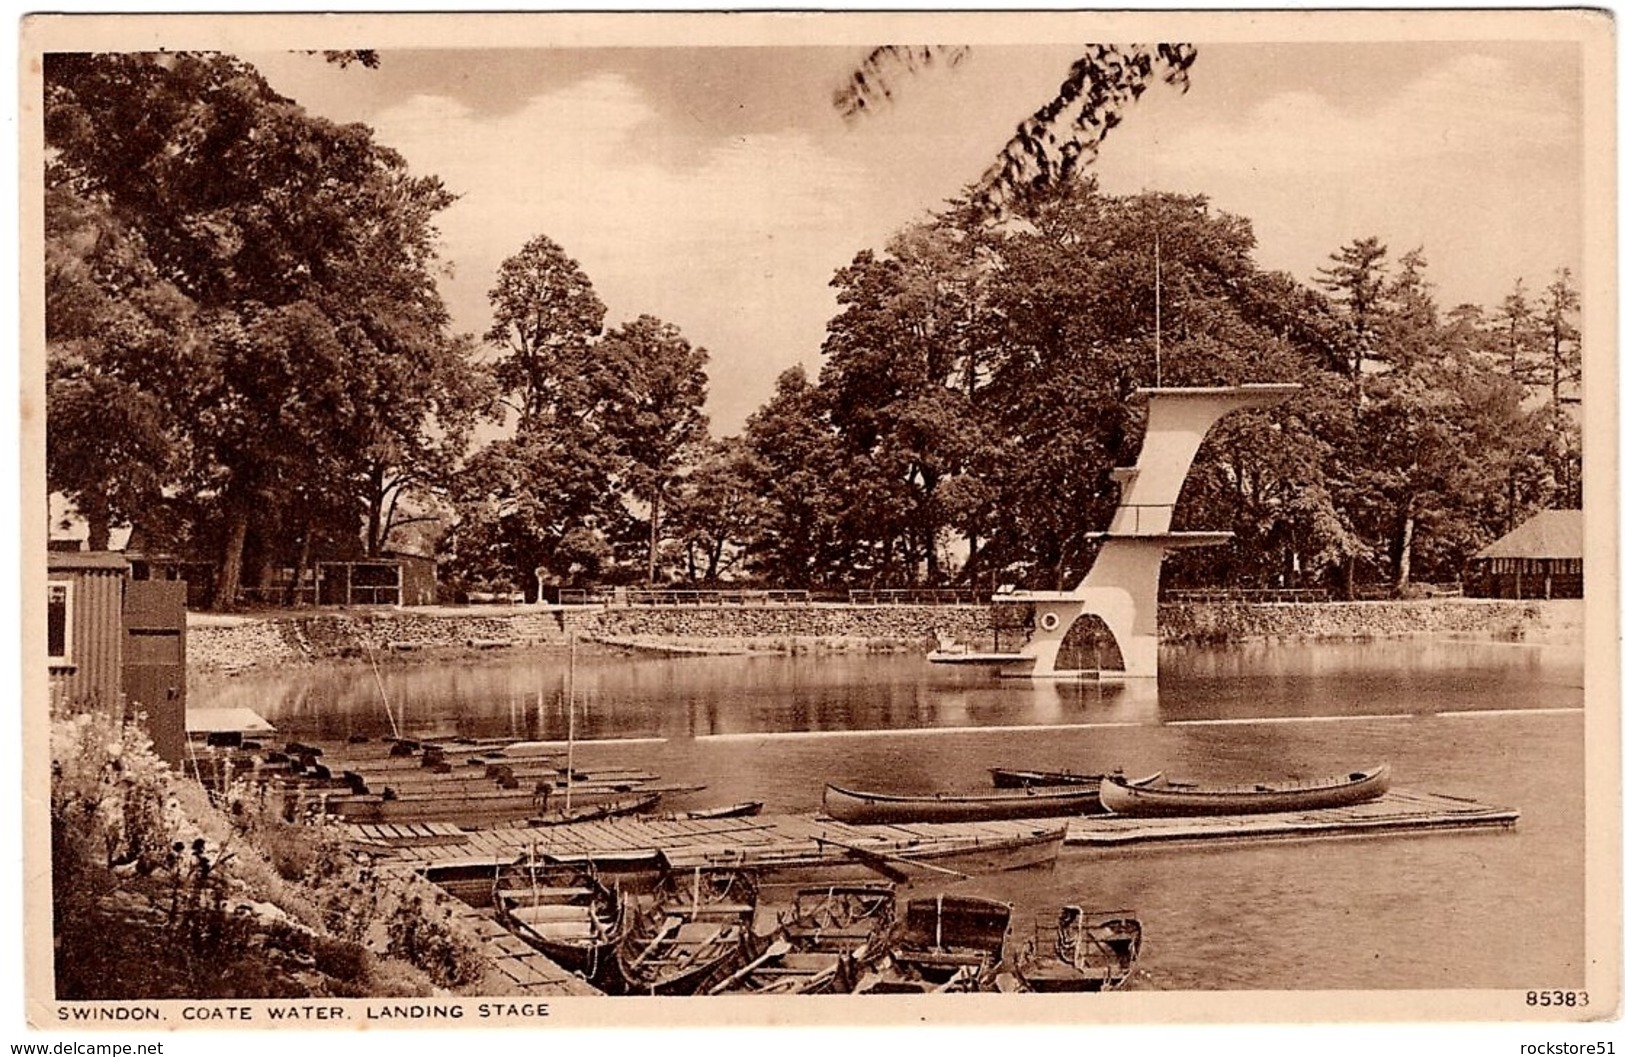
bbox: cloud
[367,73,874,432]
[1094,52,1582,309]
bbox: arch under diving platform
[930,384,1300,681]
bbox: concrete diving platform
[1063,788,1518,848]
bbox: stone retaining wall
[187,598,1578,674]
[1159,598,1576,644]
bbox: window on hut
[47,581,72,666]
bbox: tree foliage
[837,43,1197,213]
[44,52,484,606]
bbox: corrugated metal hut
[47,551,128,709]
[1463,509,1583,599]
[46,551,187,765]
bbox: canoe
[614,866,759,996]
[529,790,662,827]
[493,858,626,983]
[708,883,896,995]
[1098,764,1392,817]
[1010,906,1142,993]
[989,767,1105,789]
[823,782,1102,824]
[645,800,764,822]
[853,893,1013,994]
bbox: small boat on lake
[529,790,662,827]
[614,866,759,995]
[1098,764,1392,817]
[492,857,626,984]
[854,893,1013,994]
[1008,906,1142,992]
[823,782,1103,824]
[708,883,896,995]
[989,767,1105,789]
[645,800,764,822]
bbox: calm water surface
[193,638,1588,991]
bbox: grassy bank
[50,704,507,1000]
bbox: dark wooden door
[123,580,187,766]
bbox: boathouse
[46,550,187,766]
[1463,509,1583,600]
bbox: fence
[846,588,994,606]
[1164,588,1332,604]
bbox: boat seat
[896,950,990,967]
[532,921,598,941]
[785,927,872,941]
[673,922,726,946]
[510,904,594,925]
[507,886,594,902]
[677,902,754,918]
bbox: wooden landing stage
[1063,788,1517,848]
[348,813,1067,887]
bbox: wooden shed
[1463,509,1583,600]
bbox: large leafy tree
[665,437,765,583]
[819,216,998,583]
[594,315,711,583]
[44,185,192,550]
[484,235,608,429]
[740,366,854,587]
[45,52,477,607]
[446,432,615,602]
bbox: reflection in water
[190,638,1586,991]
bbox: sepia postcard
[14,7,1620,1047]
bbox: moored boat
[1098,764,1392,817]
[492,857,626,984]
[1009,906,1142,992]
[854,893,1013,994]
[989,767,1104,789]
[614,866,759,995]
[708,883,896,995]
[644,800,764,822]
[823,782,1103,824]
[529,790,662,827]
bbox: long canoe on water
[823,783,1102,824]
[1098,764,1392,818]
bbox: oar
[629,916,683,969]
[706,939,793,995]
[812,836,970,880]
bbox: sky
[239,38,1585,435]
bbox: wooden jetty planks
[439,902,600,997]
[351,792,1517,884]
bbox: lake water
[192,637,1589,991]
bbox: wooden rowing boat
[853,894,1013,994]
[1098,764,1392,817]
[823,782,1102,824]
[1009,906,1142,992]
[709,883,896,995]
[493,857,626,984]
[614,866,759,995]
